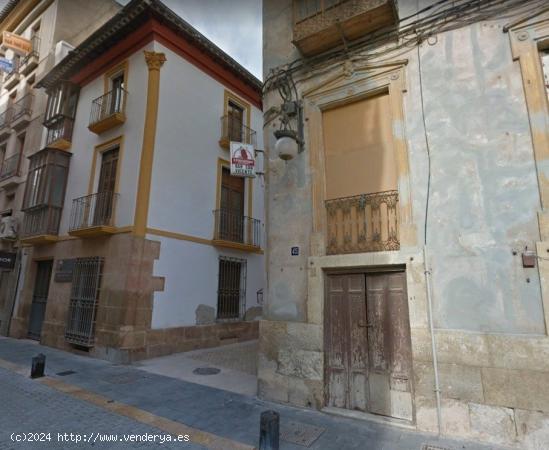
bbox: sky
[118,0,263,79]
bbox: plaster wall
[148,41,265,329]
[58,42,152,235]
[149,235,264,329]
[263,0,544,334]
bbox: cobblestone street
[0,337,506,450]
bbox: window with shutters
[213,161,261,249]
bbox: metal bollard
[31,353,46,379]
[259,410,279,450]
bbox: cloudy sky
[119,0,263,79]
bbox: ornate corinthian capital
[144,51,166,71]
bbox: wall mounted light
[270,69,303,161]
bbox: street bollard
[259,410,279,450]
[30,353,46,379]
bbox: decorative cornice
[144,51,166,71]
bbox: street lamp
[269,69,303,161]
[274,129,299,161]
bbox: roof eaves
[0,0,19,24]
[37,0,261,92]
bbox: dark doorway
[27,260,53,340]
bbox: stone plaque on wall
[54,259,76,283]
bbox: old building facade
[260,0,549,447]
[0,0,120,336]
[8,0,264,363]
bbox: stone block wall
[11,233,259,363]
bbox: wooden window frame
[88,136,124,197]
[22,149,70,211]
[103,60,129,94]
[215,157,253,219]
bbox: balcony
[3,62,20,90]
[69,191,119,237]
[293,0,397,56]
[219,115,257,150]
[0,153,22,188]
[325,190,399,255]
[0,108,12,140]
[212,208,262,253]
[20,205,62,245]
[11,94,33,131]
[88,87,127,134]
[19,36,40,76]
[45,115,74,150]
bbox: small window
[217,257,247,320]
[108,70,126,115]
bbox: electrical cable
[263,0,543,93]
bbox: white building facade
[9,0,264,362]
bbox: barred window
[65,257,104,347]
[217,257,247,320]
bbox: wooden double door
[324,271,413,420]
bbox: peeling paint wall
[264,0,545,334]
[262,0,549,446]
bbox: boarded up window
[322,92,397,200]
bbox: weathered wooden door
[325,272,412,420]
[366,272,413,420]
[325,273,369,411]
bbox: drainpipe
[424,245,442,435]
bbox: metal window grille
[65,257,104,347]
[217,256,247,320]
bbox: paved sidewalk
[0,338,506,450]
[137,341,258,396]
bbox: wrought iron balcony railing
[219,115,257,148]
[20,35,40,66]
[325,190,399,255]
[45,115,74,147]
[21,205,62,237]
[213,208,261,248]
[11,93,33,122]
[0,153,21,180]
[89,87,127,127]
[69,191,118,231]
[0,107,13,130]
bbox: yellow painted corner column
[134,51,166,237]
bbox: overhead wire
[263,0,543,94]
